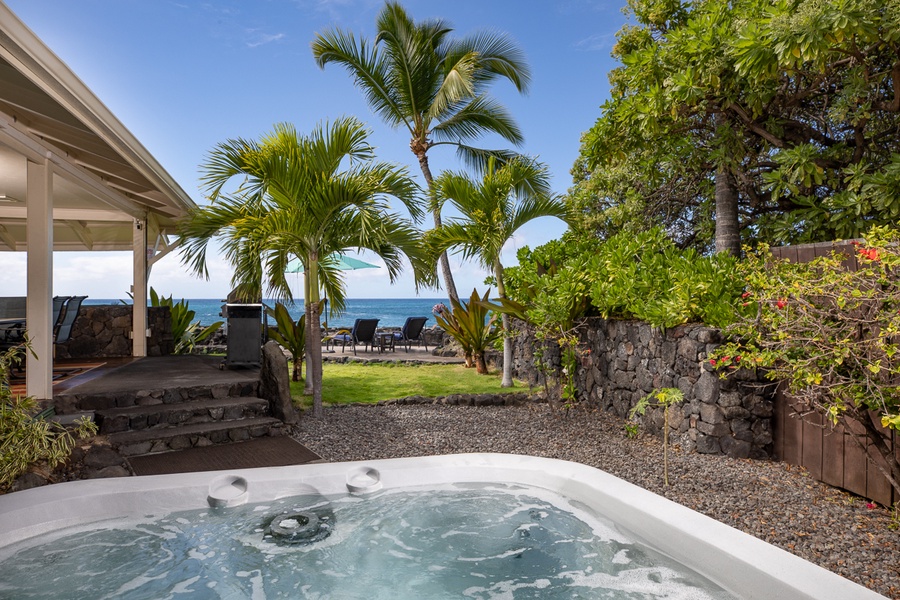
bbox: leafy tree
[312,0,531,304]
[178,119,433,418]
[713,226,900,498]
[430,156,569,386]
[573,0,900,252]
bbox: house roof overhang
[0,2,196,252]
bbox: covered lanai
[0,2,196,399]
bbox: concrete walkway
[318,344,464,365]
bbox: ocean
[84,298,450,329]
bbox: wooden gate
[770,240,897,505]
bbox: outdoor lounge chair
[392,316,428,352]
[0,296,70,354]
[332,318,379,355]
[54,295,86,346]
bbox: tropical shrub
[0,347,97,490]
[587,229,744,329]
[505,228,745,333]
[505,235,597,337]
[266,303,305,382]
[433,289,501,374]
[149,288,223,354]
[713,226,900,497]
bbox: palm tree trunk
[715,165,741,257]
[494,261,513,388]
[417,151,460,304]
[308,301,323,418]
[293,356,302,382]
[303,272,314,395]
[306,257,324,418]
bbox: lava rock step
[55,380,260,413]
[108,417,286,456]
[96,396,270,434]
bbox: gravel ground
[294,402,900,599]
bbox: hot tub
[0,454,884,599]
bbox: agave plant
[433,289,500,374]
[266,302,305,382]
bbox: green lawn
[290,362,527,409]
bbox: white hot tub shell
[0,453,885,599]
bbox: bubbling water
[0,483,736,599]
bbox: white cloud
[245,30,287,48]
[0,254,27,295]
[574,32,616,52]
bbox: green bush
[505,228,744,331]
[0,347,97,490]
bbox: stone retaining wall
[511,317,776,459]
[57,305,174,359]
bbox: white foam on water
[441,528,481,539]
[170,575,201,594]
[463,576,553,599]
[319,569,346,578]
[457,547,530,562]
[561,566,730,600]
[103,572,169,599]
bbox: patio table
[0,317,25,341]
[376,331,395,353]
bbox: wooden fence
[770,240,897,505]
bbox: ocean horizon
[84,298,451,329]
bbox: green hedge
[505,228,745,331]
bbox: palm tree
[430,156,569,387]
[311,1,531,304]
[178,118,433,418]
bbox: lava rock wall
[511,317,776,459]
[56,305,174,358]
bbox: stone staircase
[59,380,287,458]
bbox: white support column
[25,158,53,400]
[132,218,148,357]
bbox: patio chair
[54,296,86,345]
[332,318,379,355]
[392,316,429,352]
[0,296,70,355]
[52,296,70,335]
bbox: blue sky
[3,0,629,300]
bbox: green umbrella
[285,254,380,273]
[285,254,380,328]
